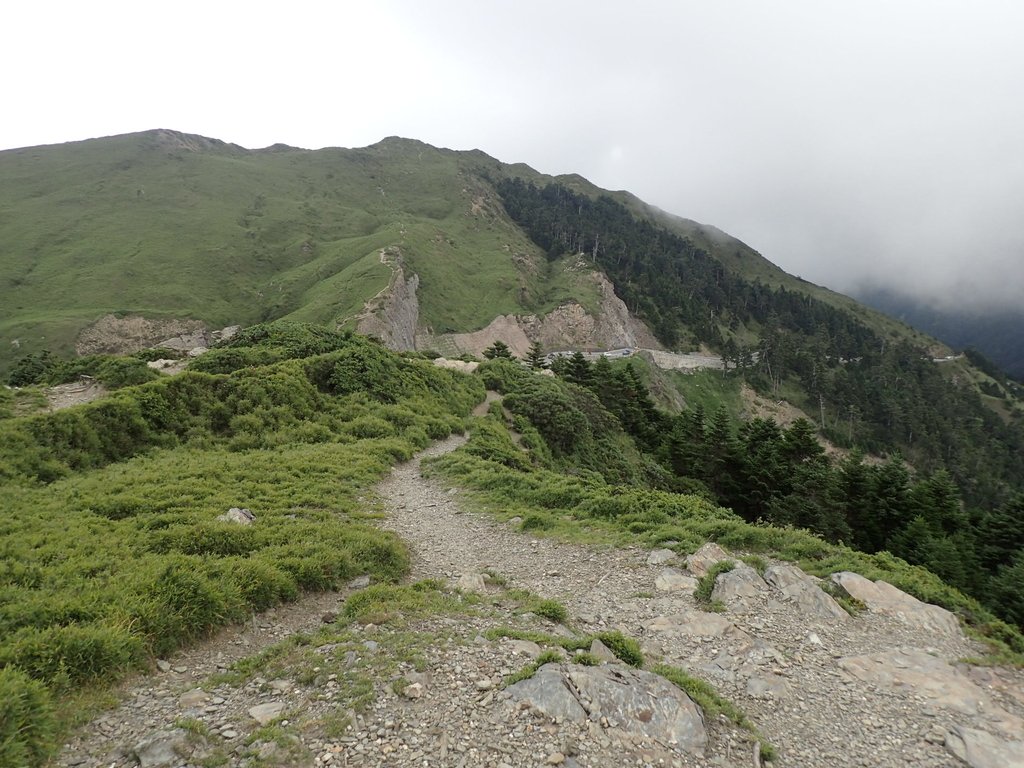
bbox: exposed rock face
[414,269,661,358]
[76,315,207,356]
[505,662,707,755]
[132,729,197,768]
[710,564,767,605]
[831,571,960,636]
[356,266,420,351]
[764,564,848,621]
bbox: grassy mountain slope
[0,131,554,365]
[1,130,939,373]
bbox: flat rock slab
[506,663,707,754]
[838,649,1024,736]
[945,725,1024,768]
[685,543,735,577]
[654,567,698,594]
[248,701,287,725]
[831,571,960,636]
[646,610,741,639]
[455,572,486,593]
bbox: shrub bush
[0,667,56,768]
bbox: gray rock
[589,638,618,663]
[710,564,766,604]
[838,649,1024,735]
[347,575,371,589]
[765,565,847,621]
[763,564,809,592]
[248,701,287,725]
[746,673,790,699]
[402,682,425,699]
[685,543,735,576]
[216,507,255,525]
[178,688,210,708]
[646,548,677,566]
[654,568,698,594]
[456,572,486,593]
[507,639,543,658]
[132,729,195,768]
[646,611,741,639]
[831,571,960,636]
[506,663,707,754]
[267,679,293,693]
[945,725,1024,768]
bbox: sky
[4,1,1023,311]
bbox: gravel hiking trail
[57,393,1024,768]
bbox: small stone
[322,611,338,624]
[475,678,494,691]
[547,752,566,764]
[221,730,238,740]
[348,575,371,590]
[172,666,187,674]
[402,682,424,699]
[456,572,487,593]
[216,507,255,525]
[178,688,210,708]
[248,701,286,725]
[156,660,171,672]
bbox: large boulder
[710,564,767,605]
[764,565,847,621]
[506,663,707,755]
[830,572,959,636]
[685,543,735,577]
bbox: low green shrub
[0,667,56,768]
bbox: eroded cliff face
[410,270,662,357]
[356,269,420,352]
[75,315,239,356]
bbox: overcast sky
[5,1,1023,310]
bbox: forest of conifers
[496,179,1024,626]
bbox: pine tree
[526,341,546,370]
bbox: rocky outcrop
[505,662,708,755]
[831,571,960,636]
[75,314,238,357]
[416,268,661,358]
[356,255,420,351]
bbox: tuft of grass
[740,554,768,575]
[531,598,569,624]
[502,649,564,687]
[820,581,867,617]
[695,561,735,606]
[341,581,457,626]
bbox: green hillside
[0,129,936,371]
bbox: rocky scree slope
[58,425,1024,768]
